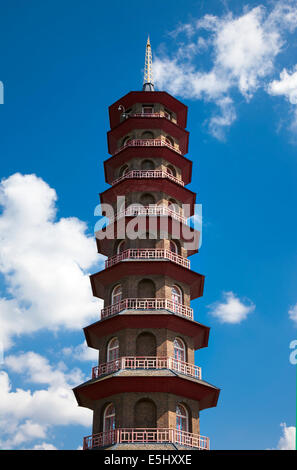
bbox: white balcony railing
[92,356,202,380]
[112,169,184,187]
[109,204,187,225]
[83,428,209,450]
[105,248,190,269]
[101,298,193,320]
[114,138,181,156]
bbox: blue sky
[0,0,296,450]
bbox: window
[140,193,155,207]
[176,404,188,432]
[174,337,186,362]
[117,240,126,254]
[141,131,154,139]
[164,109,171,120]
[168,199,179,213]
[122,136,132,147]
[172,285,183,304]
[107,338,119,362]
[119,164,129,177]
[170,240,178,254]
[142,105,154,114]
[166,165,176,177]
[103,403,116,432]
[141,159,155,171]
[111,285,122,305]
[165,135,174,146]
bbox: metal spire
[143,36,154,91]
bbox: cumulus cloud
[208,291,255,324]
[273,423,296,450]
[0,351,92,449]
[267,65,297,129]
[288,303,297,325]
[62,341,98,362]
[154,1,297,138]
[0,173,103,350]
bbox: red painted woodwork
[83,313,210,350]
[107,117,189,155]
[109,91,188,129]
[89,261,205,300]
[73,375,219,411]
[104,145,193,185]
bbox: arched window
[103,403,116,432]
[141,131,154,140]
[122,136,132,147]
[166,165,176,177]
[165,135,174,146]
[174,337,186,362]
[140,193,155,207]
[107,337,119,362]
[170,240,178,254]
[172,285,183,304]
[141,159,155,171]
[119,164,129,177]
[111,284,122,305]
[116,240,126,254]
[176,403,188,432]
[168,198,179,213]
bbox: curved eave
[90,261,205,300]
[99,179,196,214]
[109,91,188,129]
[103,145,193,185]
[73,373,220,412]
[84,313,210,350]
[107,117,189,155]
[95,217,200,257]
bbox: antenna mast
[143,36,154,91]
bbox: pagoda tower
[73,38,220,450]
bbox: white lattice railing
[92,356,202,380]
[112,169,184,187]
[110,204,187,225]
[105,248,190,269]
[101,298,193,320]
[114,138,182,156]
[83,428,209,450]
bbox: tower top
[143,36,154,92]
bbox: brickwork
[91,327,195,364]
[92,392,199,435]
[73,83,219,450]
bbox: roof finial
[143,36,154,91]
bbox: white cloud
[62,341,98,362]
[31,442,57,450]
[0,351,92,449]
[208,291,255,324]
[274,423,296,450]
[267,65,297,130]
[268,65,297,104]
[288,303,297,325]
[0,173,103,350]
[154,1,297,138]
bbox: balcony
[105,249,190,269]
[113,138,182,156]
[92,356,202,380]
[110,204,187,225]
[112,169,184,187]
[83,428,209,450]
[101,298,193,320]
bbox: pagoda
[73,37,220,450]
